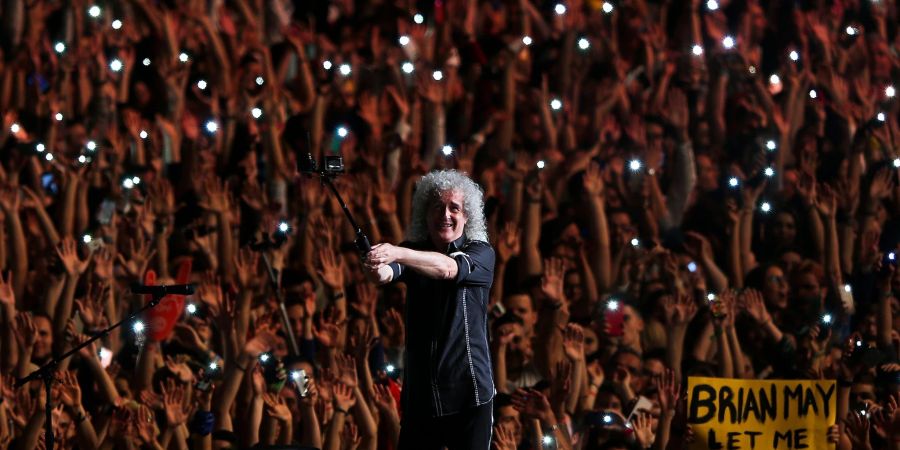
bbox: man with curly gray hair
[365,169,496,450]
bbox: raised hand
[161,381,189,427]
[372,383,397,413]
[116,236,156,280]
[632,412,656,448]
[317,245,346,291]
[351,282,377,318]
[263,392,292,422]
[56,237,91,277]
[0,270,14,307]
[336,353,358,388]
[380,308,405,348]
[492,424,517,450]
[510,388,554,423]
[75,282,107,330]
[845,411,872,450]
[496,223,521,264]
[57,371,81,408]
[232,247,260,290]
[654,368,679,414]
[562,323,585,361]
[541,257,566,304]
[197,176,230,213]
[333,382,357,411]
[244,324,278,357]
[14,312,37,350]
[738,289,770,324]
[662,294,698,326]
[93,246,115,281]
[313,312,343,349]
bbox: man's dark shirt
[388,235,496,417]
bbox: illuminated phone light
[886,85,896,98]
[45,153,54,161]
[846,26,857,36]
[554,3,567,15]
[432,70,444,81]
[55,112,64,122]
[728,177,739,187]
[413,13,424,24]
[255,76,264,86]
[789,50,799,61]
[890,252,896,261]
[339,64,352,76]
[186,303,197,314]
[442,145,454,156]
[82,234,92,243]
[209,361,218,370]
[122,178,134,189]
[399,35,410,46]
[602,414,613,423]
[855,340,862,347]
[821,313,833,324]
[542,435,554,445]
[197,79,207,90]
[54,42,66,53]
[402,62,414,74]
[132,176,141,185]
[691,44,704,56]
[205,121,219,133]
[843,284,852,293]
[707,293,716,301]
[278,221,290,233]
[259,353,270,363]
[707,0,719,9]
[88,5,101,18]
[291,370,302,381]
[688,261,698,272]
[36,143,45,152]
[877,112,886,122]
[86,140,97,151]
[99,347,112,360]
[386,364,396,373]
[760,201,771,213]
[550,98,562,110]
[769,74,781,85]
[766,140,777,151]
[522,36,533,46]
[608,300,620,311]
[77,155,87,164]
[179,52,189,63]
[629,159,642,171]
[722,36,735,50]
[140,130,148,139]
[892,158,900,168]
[323,60,332,70]
[111,19,122,30]
[748,65,757,75]
[602,2,614,13]
[336,126,349,138]
[536,160,546,169]
[142,58,151,66]
[251,107,262,119]
[133,321,145,333]
[764,167,775,177]
[809,89,817,99]
[630,238,639,248]
[9,123,20,134]
[578,38,590,50]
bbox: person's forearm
[242,396,264,448]
[535,307,568,379]
[728,220,743,288]
[824,215,841,286]
[878,286,893,347]
[3,304,18,371]
[85,354,121,405]
[58,174,79,238]
[17,409,45,450]
[498,65,515,151]
[135,341,160,391]
[353,386,378,449]
[701,254,729,293]
[31,200,61,247]
[323,409,346,450]
[155,229,170,280]
[261,416,278,445]
[53,274,80,338]
[236,290,253,350]
[667,327,687,385]
[6,210,28,303]
[299,404,323,449]
[739,208,757,272]
[522,199,543,277]
[71,405,100,449]
[566,358,584,415]
[587,197,612,291]
[716,326,734,378]
[665,141,697,226]
[395,248,458,280]
[693,321,714,362]
[214,352,251,431]
[506,178,524,224]
[653,413,675,450]
[423,102,446,168]
[728,327,746,378]
[493,345,509,394]
[708,73,728,149]
[490,261,506,308]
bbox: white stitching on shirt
[461,287,480,404]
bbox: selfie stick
[16,288,176,449]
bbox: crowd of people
[1,0,900,448]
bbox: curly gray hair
[406,170,489,244]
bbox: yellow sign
[687,377,836,450]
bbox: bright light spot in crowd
[432,70,443,81]
[82,234,92,243]
[133,321,145,333]
[45,153,54,161]
[555,3,567,15]
[536,160,546,169]
[707,0,719,9]
[55,112,64,121]
[132,176,141,185]
[413,13,424,24]
[578,38,590,50]
[688,261,698,272]
[88,5,101,18]
[197,79,207,90]
[789,50,799,61]
[386,364,396,373]
[259,353,270,363]
[339,64,351,76]
[109,59,123,72]
[251,107,262,119]
[722,36,735,49]
[278,222,290,233]
[764,167,775,177]
[550,98,562,110]
[112,19,122,30]
[179,52,189,63]
[822,314,833,324]
[692,44,703,56]
[760,201,771,213]
[291,370,302,380]
[255,76,264,86]
[399,35,410,46]
[140,130,148,139]
[602,2,614,13]
[707,293,716,301]
[769,74,781,85]
[442,145,454,156]
[86,141,97,151]
[337,126,348,138]
[766,140,777,150]
[728,177,739,187]
[78,155,87,164]
[209,361,218,370]
[893,158,900,168]
[878,112,886,122]
[844,284,852,293]
[99,348,112,360]
[205,121,218,133]
[630,238,639,247]
[36,143,45,152]
[608,300,620,311]
[846,26,857,36]
[402,62,414,74]
[889,252,896,261]
[602,414,613,424]
[323,60,332,70]
[122,178,134,189]
[809,89,817,99]
[54,42,66,53]
[748,66,757,74]
[142,58,151,66]
[629,159,642,171]
[10,123,20,134]
[856,340,862,347]
[187,303,197,314]
[522,36,533,46]
[543,435,554,446]
[886,85,896,98]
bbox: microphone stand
[15,290,171,450]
